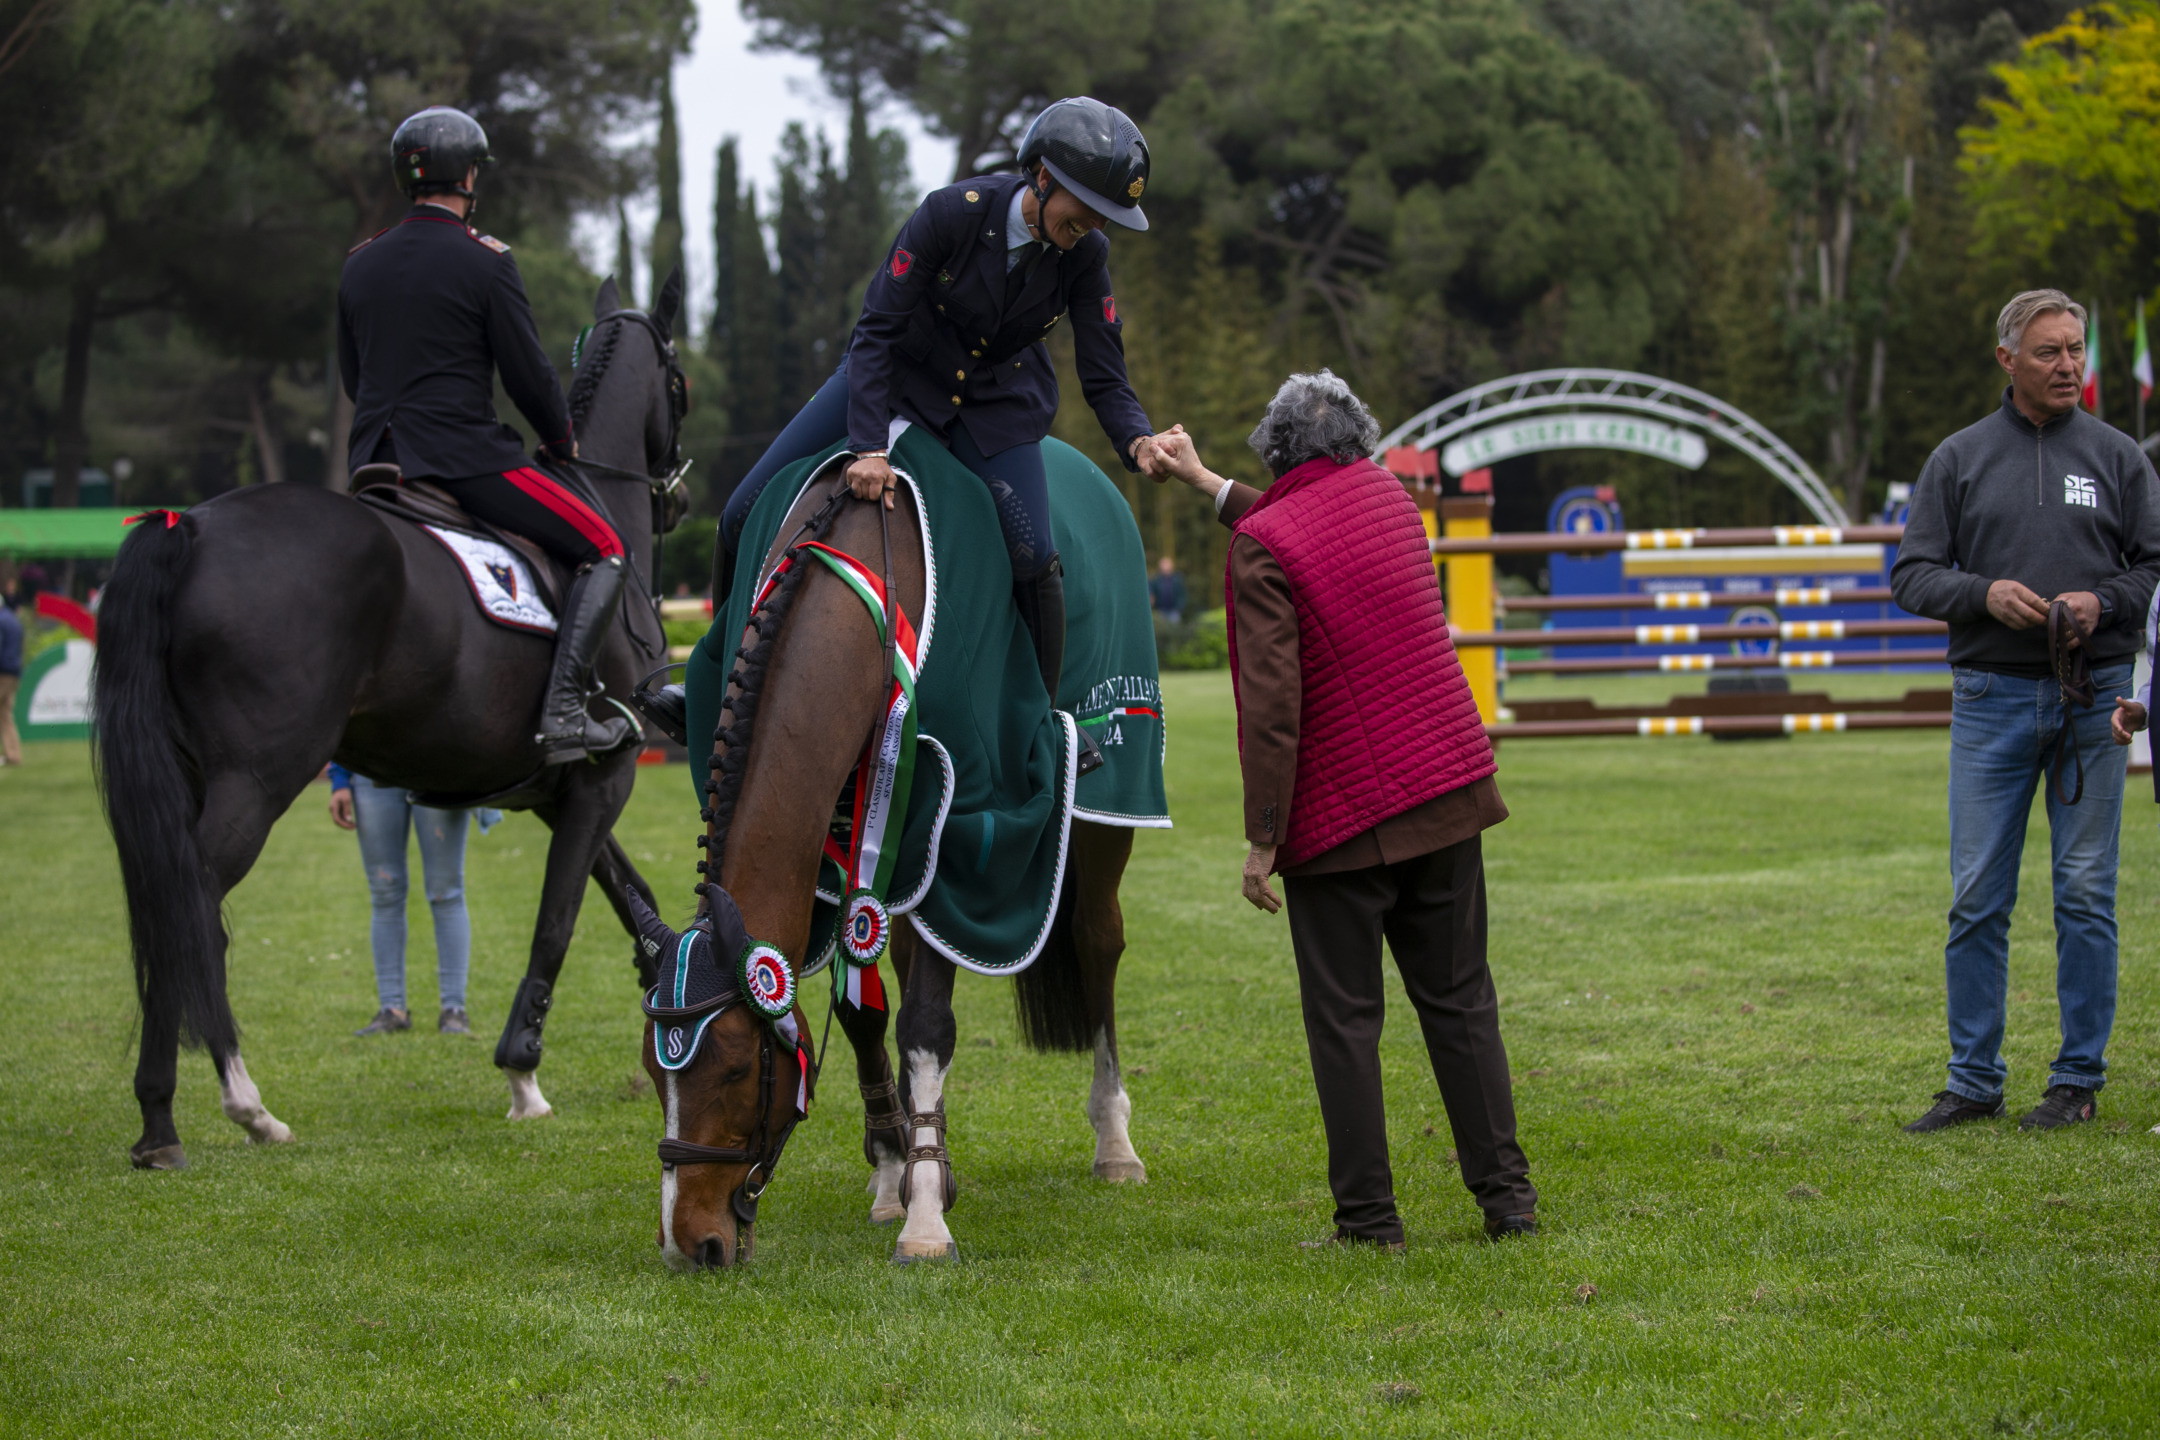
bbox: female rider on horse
[717,97,1168,703]
[339,106,631,765]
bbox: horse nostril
[694,1235,729,1269]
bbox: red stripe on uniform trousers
[501,467,624,557]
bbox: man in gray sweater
[1892,288,2160,1134]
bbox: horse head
[629,885,811,1270]
[569,266,689,497]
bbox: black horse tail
[1012,877,1093,1052]
[93,516,236,1054]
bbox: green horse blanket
[685,426,1168,975]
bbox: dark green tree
[650,67,686,330]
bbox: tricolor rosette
[841,889,890,965]
[739,942,796,1019]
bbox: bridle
[2048,599,2095,805]
[646,954,810,1231]
[569,307,694,601]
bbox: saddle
[351,463,565,612]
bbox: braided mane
[566,317,624,428]
[696,489,847,900]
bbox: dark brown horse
[646,460,1146,1269]
[93,274,687,1169]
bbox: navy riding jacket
[846,174,1151,467]
[337,203,572,480]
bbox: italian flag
[2082,302,2099,410]
[2083,302,2102,413]
[2136,298,2153,403]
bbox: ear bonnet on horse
[630,886,798,1073]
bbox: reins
[2049,599,2095,806]
[658,458,912,1227]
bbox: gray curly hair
[1246,370,1382,478]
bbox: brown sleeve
[1231,532,1300,847]
[1215,480,1264,527]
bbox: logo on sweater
[890,247,913,280]
[2066,474,2098,508]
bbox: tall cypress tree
[614,201,637,310]
[710,138,739,364]
[650,68,685,330]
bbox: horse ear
[653,264,684,340]
[595,275,621,319]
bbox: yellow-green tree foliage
[1962,1,2160,295]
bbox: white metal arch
[1373,369,1848,527]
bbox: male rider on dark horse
[340,105,631,764]
[714,96,1169,709]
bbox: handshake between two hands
[1985,581,2147,745]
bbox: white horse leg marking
[867,1153,906,1224]
[217,1054,295,1145]
[504,1068,553,1121]
[893,1046,956,1260]
[1087,1026,1145,1182]
[658,1072,692,1271]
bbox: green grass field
[3,671,2157,1437]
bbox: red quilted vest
[1225,455,1495,869]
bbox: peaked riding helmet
[391,107,493,200]
[1016,97,1151,232]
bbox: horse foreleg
[891,925,959,1261]
[833,958,906,1221]
[1071,823,1144,1183]
[494,765,636,1118]
[590,832,663,989]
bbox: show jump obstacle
[1372,370,1950,742]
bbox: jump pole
[1452,617,1944,648]
[1499,585,1896,613]
[1489,711,1952,739]
[1430,524,1905,556]
[1502,648,1949,676]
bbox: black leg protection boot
[494,976,554,1071]
[536,555,635,764]
[1014,563,1102,776]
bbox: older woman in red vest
[1148,372,1536,1249]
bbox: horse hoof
[892,1240,957,1264]
[869,1200,906,1224]
[1093,1158,1148,1184]
[504,1069,553,1121]
[245,1117,296,1145]
[130,1143,187,1171]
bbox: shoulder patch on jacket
[347,228,389,255]
[472,233,512,254]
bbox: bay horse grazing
[94,273,688,1170]
[644,461,1146,1269]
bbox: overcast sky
[595,1,958,338]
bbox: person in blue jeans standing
[1892,288,2160,1133]
[327,765,493,1035]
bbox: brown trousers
[1283,834,1535,1241]
[0,674,18,764]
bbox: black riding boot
[494,975,553,1071]
[536,555,634,764]
[1013,562,1102,776]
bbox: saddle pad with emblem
[685,431,1167,977]
[421,524,557,635]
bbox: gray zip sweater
[1890,389,2160,674]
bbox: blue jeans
[719,361,1056,579]
[1942,662,2130,1100]
[351,775,472,1012]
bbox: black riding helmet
[1017,97,1150,232]
[392,107,493,200]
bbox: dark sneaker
[1298,1229,1406,1254]
[2019,1085,2097,1131]
[353,1006,411,1036]
[1484,1212,1538,1240]
[1903,1090,2005,1133]
[438,1007,472,1035]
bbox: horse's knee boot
[494,976,554,1072]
